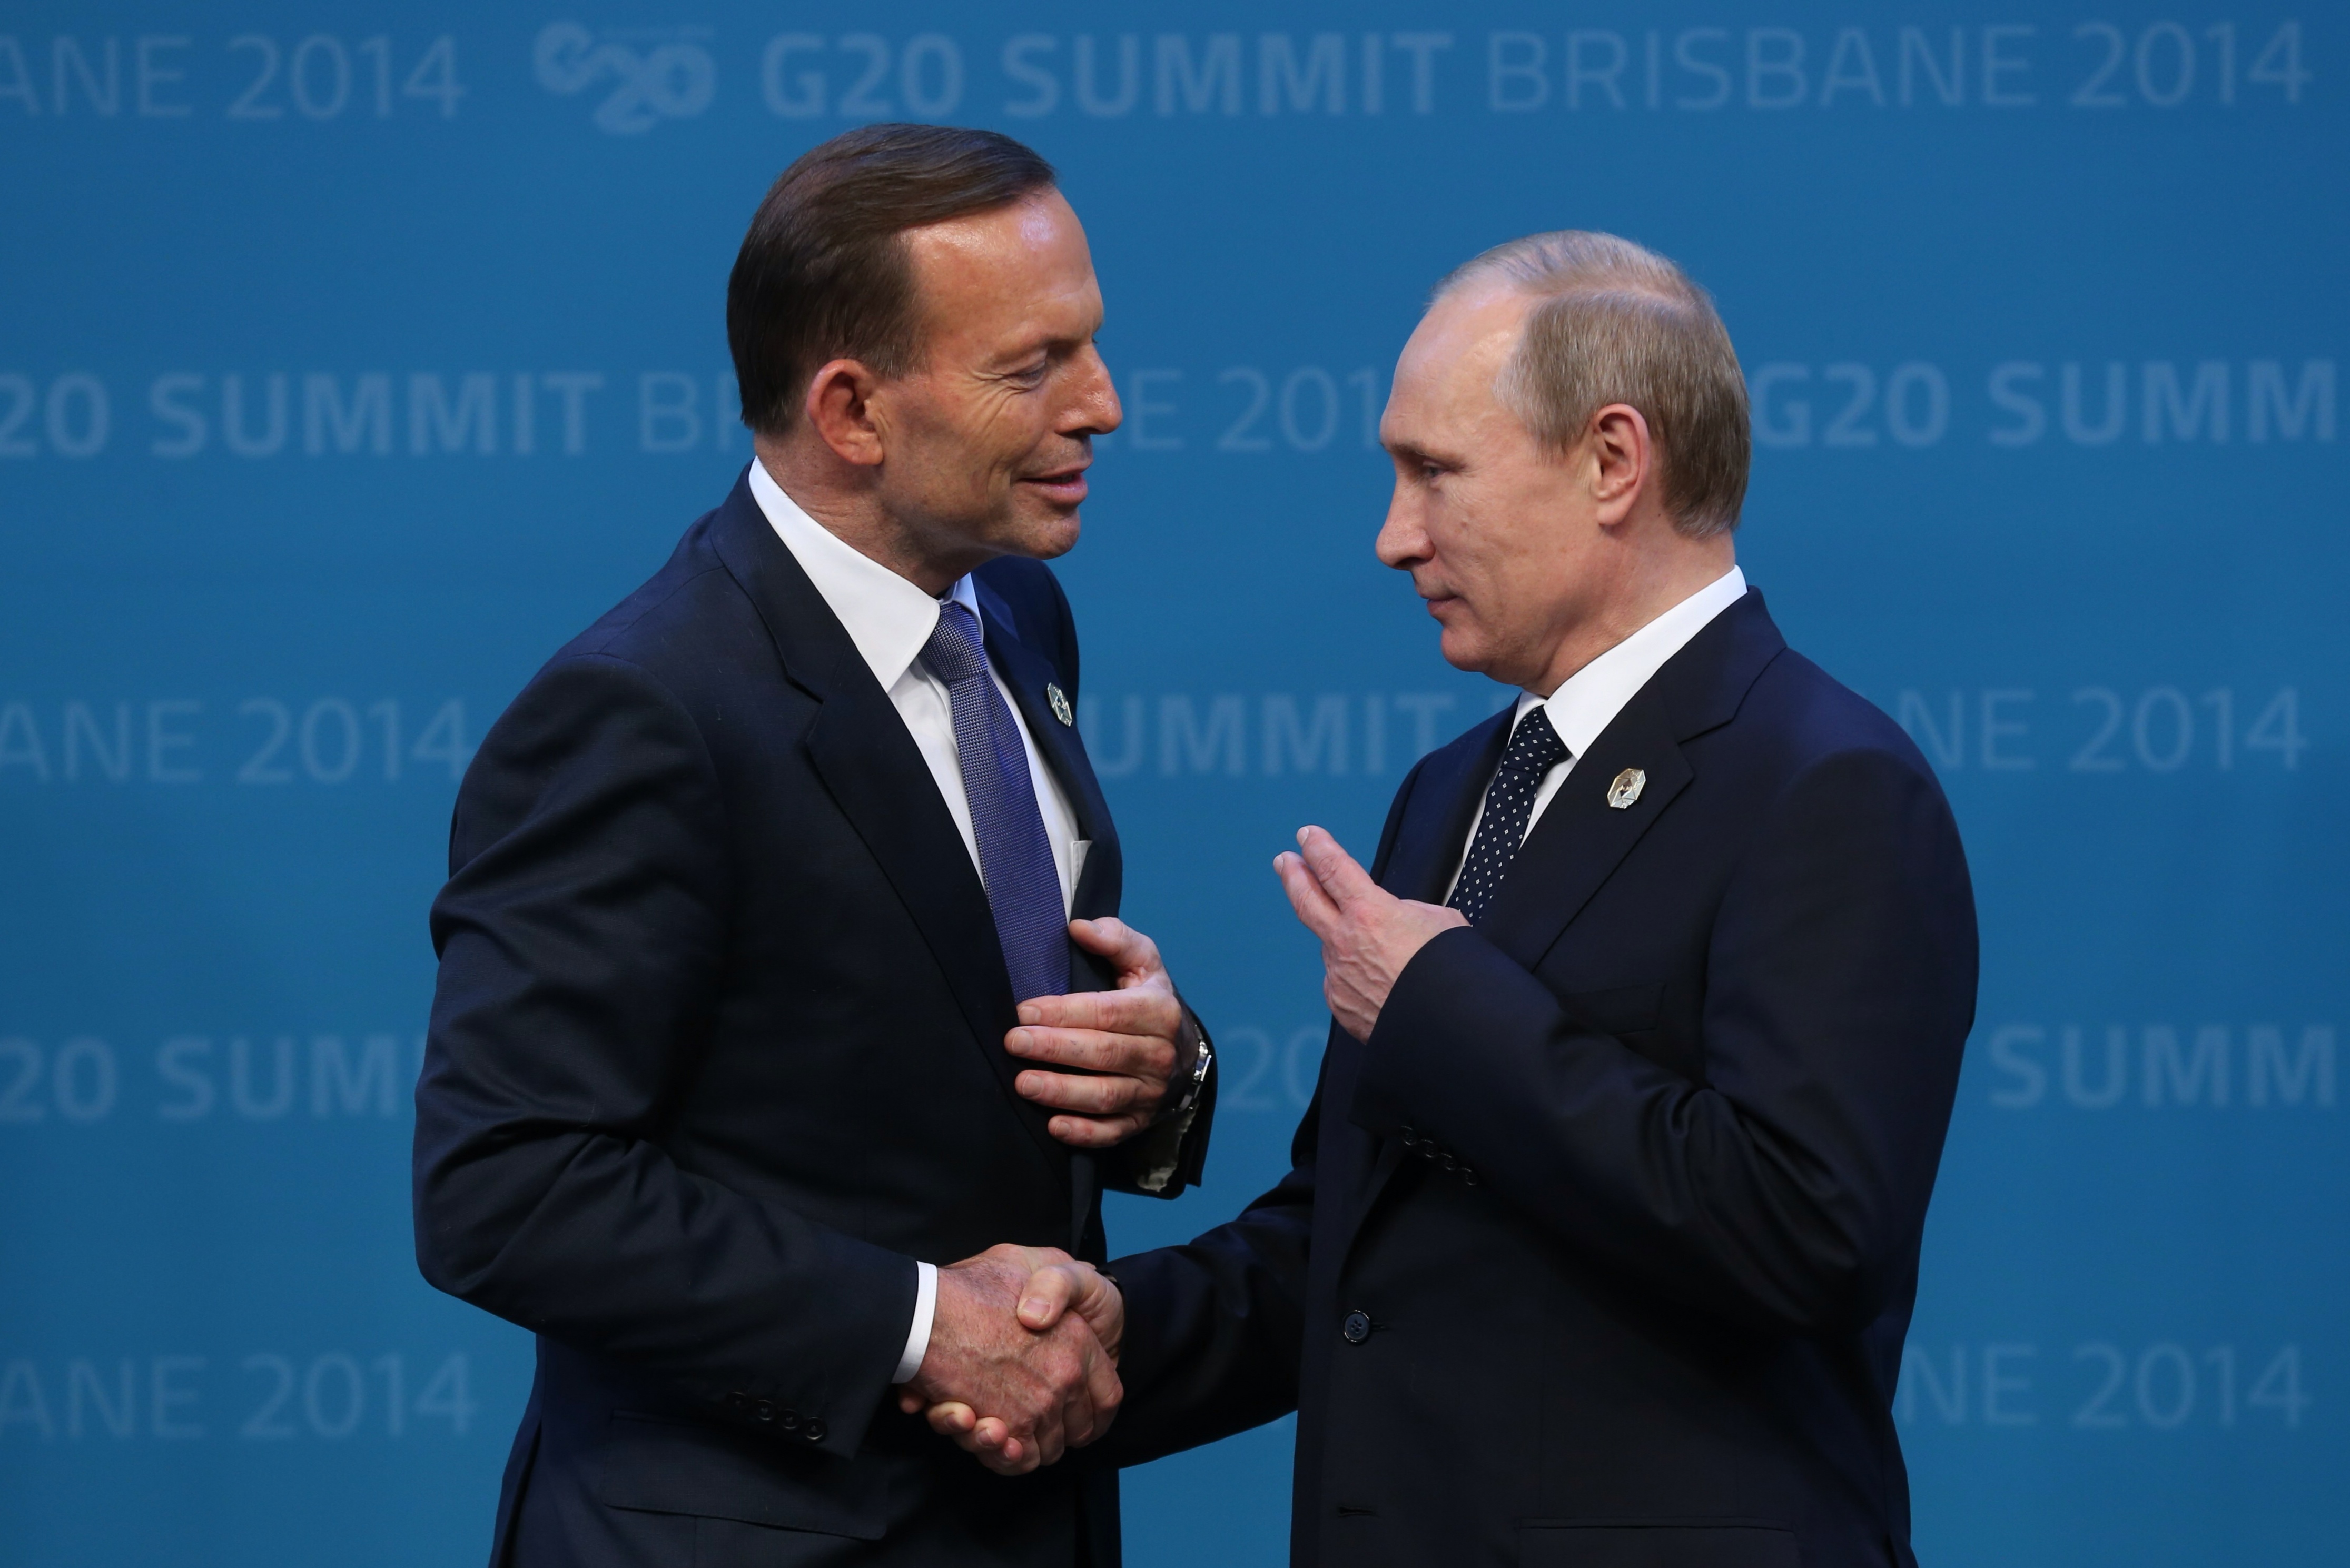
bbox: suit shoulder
[525,513,766,700]
[478,512,761,771]
[1742,647,1940,786]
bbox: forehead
[899,190,1096,331]
[1397,286,1531,398]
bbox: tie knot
[921,600,990,686]
[1500,706,1571,778]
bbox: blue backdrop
[2,4,2342,1564]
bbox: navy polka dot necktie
[921,600,1068,1004]
[1447,706,1572,926]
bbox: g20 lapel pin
[1606,767,1646,809]
[1046,683,1074,726]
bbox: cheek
[1428,510,1500,601]
[905,389,1025,489]
[978,403,1051,487]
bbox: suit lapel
[1474,698,1693,974]
[1377,712,1512,902]
[1331,709,1512,1256]
[706,473,1065,1168]
[1331,591,1789,1264]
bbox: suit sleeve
[1094,1111,1317,1464]
[1097,757,1433,1461]
[412,652,915,1457]
[1355,746,1978,1337]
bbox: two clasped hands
[900,824,1468,1474]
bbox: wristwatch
[1166,1014,1213,1119]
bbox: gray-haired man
[939,231,1977,1568]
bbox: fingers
[924,1400,977,1435]
[1294,826,1381,907]
[1065,1264,1124,1362]
[1015,1061,1159,1115]
[1014,1263,1123,1357]
[1275,848,1345,940]
[919,1246,1116,1475]
[1045,1110,1151,1148]
[1015,986,1180,1037]
[929,1406,1032,1475]
[1064,916,1164,980]
[1030,1374,1070,1467]
[1008,1021,1177,1079]
[1078,1348,1123,1445]
[1016,1264,1077,1331]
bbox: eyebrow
[1384,438,1463,469]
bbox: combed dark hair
[1437,231,1751,538]
[727,124,1058,433]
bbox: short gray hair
[1437,231,1749,537]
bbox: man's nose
[1067,346,1121,435]
[1374,491,1426,570]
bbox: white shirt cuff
[892,1260,938,1385]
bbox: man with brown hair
[413,124,1211,1567]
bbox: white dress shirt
[1444,567,1749,901]
[749,457,1085,1386]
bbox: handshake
[885,831,1446,1477]
[894,1244,1123,1475]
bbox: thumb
[1068,1266,1123,1362]
[1016,1264,1079,1331]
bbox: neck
[1529,534,1735,696]
[753,434,970,598]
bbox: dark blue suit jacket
[413,470,1211,1568]
[1102,592,1976,1568]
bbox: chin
[1020,510,1076,557]
[998,509,1082,562]
[1435,626,1489,675]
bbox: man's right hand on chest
[894,1244,1124,1475]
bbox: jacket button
[726,1392,747,1412]
[753,1400,775,1422]
[779,1408,801,1431]
[1341,1309,1373,1344]
[803,1417,827,1443]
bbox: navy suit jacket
[1102,592,1977,1568]
[413,470,1211,1568]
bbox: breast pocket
[1520,1519,1801,1567]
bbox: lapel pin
[1606,767,1646,809]
[1045,683,1074,726]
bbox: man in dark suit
[413,125,1214,1567]
[967,231,1976,1565]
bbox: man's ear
[1586,403,1652,527]
[804,358,890,468]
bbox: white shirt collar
[1520,566,1749,755]
[748,457,976,691]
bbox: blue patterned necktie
[921,600,1069,1003]
[1446,705,1572,926]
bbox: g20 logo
[534,22,716,134]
